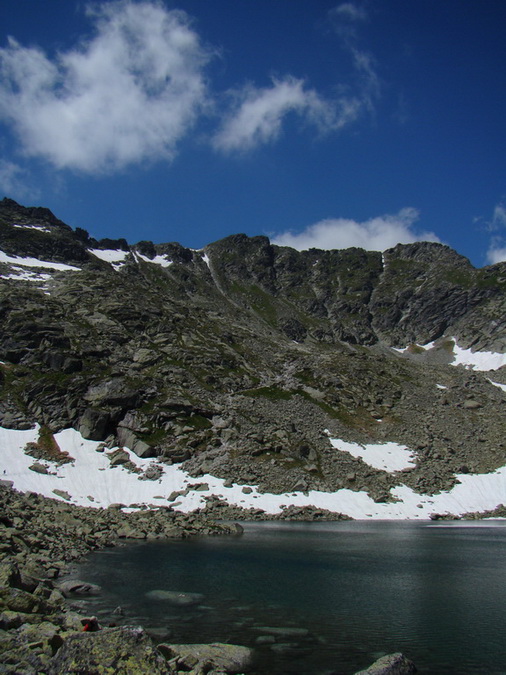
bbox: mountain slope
[1,197,506,517]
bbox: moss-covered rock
[47,626,169,675]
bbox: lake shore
[0,484,245,673]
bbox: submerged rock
[354,652,417,674]
[145,589,204,606]
[157,642,254,673]
[57,580,101,596]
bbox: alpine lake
[71,520,506,674]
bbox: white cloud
[0,1,212,173]
[271,208,441,252]
[485,201,506,264]
[212,76,361,152]
[492,203,506,229]
[331,3,368,23]
[487,247,506,265]
[211,1,378,154]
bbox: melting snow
[135,252,172,267]
[394,338,506,372]
[13,224,51,233]
[488,379,506,392]
[89,249,128,263]
[328,438,416,472]
[0,266,52,283]
[451,343,506,371]
[0,250,81,272]
[1,426,505,520]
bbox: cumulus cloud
[271,208,441,252]
[486,202,506,264]
[212,76,360,152]
[0,1,212,173]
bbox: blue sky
[0,0,505,267]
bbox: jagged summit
[1,198,506,517]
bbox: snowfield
[1,425,505,520]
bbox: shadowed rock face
[2,197,506,500]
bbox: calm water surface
[73,520,506,674]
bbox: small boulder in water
[354,652,417,674]
[145,590,204,606]
[157,642,254,673]
[58,579,101,596]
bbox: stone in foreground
[354,652,417,674]
[47,626,168,675]
[158,642,254,673]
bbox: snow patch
[394,338,506,372]
[0,250,81,272]
[329,438,416,472]
[2,426,505,520]
[135,252,172,267]
[1,266,52,283]
[488,379,506,392]
[13,224,51,233]
[452,343,506,371]
[89,249,128,263]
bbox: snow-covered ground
[0,250,81,272]
[134,252,172,267]
[328,437,416,472]
[488,379,506,392]
[394,338,506,372]
[88,248,129,271]
[1,425,505,520]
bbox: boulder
[0,587,54,614]
[157,642,254,673]
[57,580,101,596]
[354,652,417,674]
[79,408,111,441]
[0,562,22,589]
[145,590,204,606]
[108,449,131,466]
[47,626,168,675]
[117,427,156,458]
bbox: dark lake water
[72,520,506,674]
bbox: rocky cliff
[1,197,506,509]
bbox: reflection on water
[72,520,506,674]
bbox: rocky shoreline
[0,484,420,674]
[0,484,245,673]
